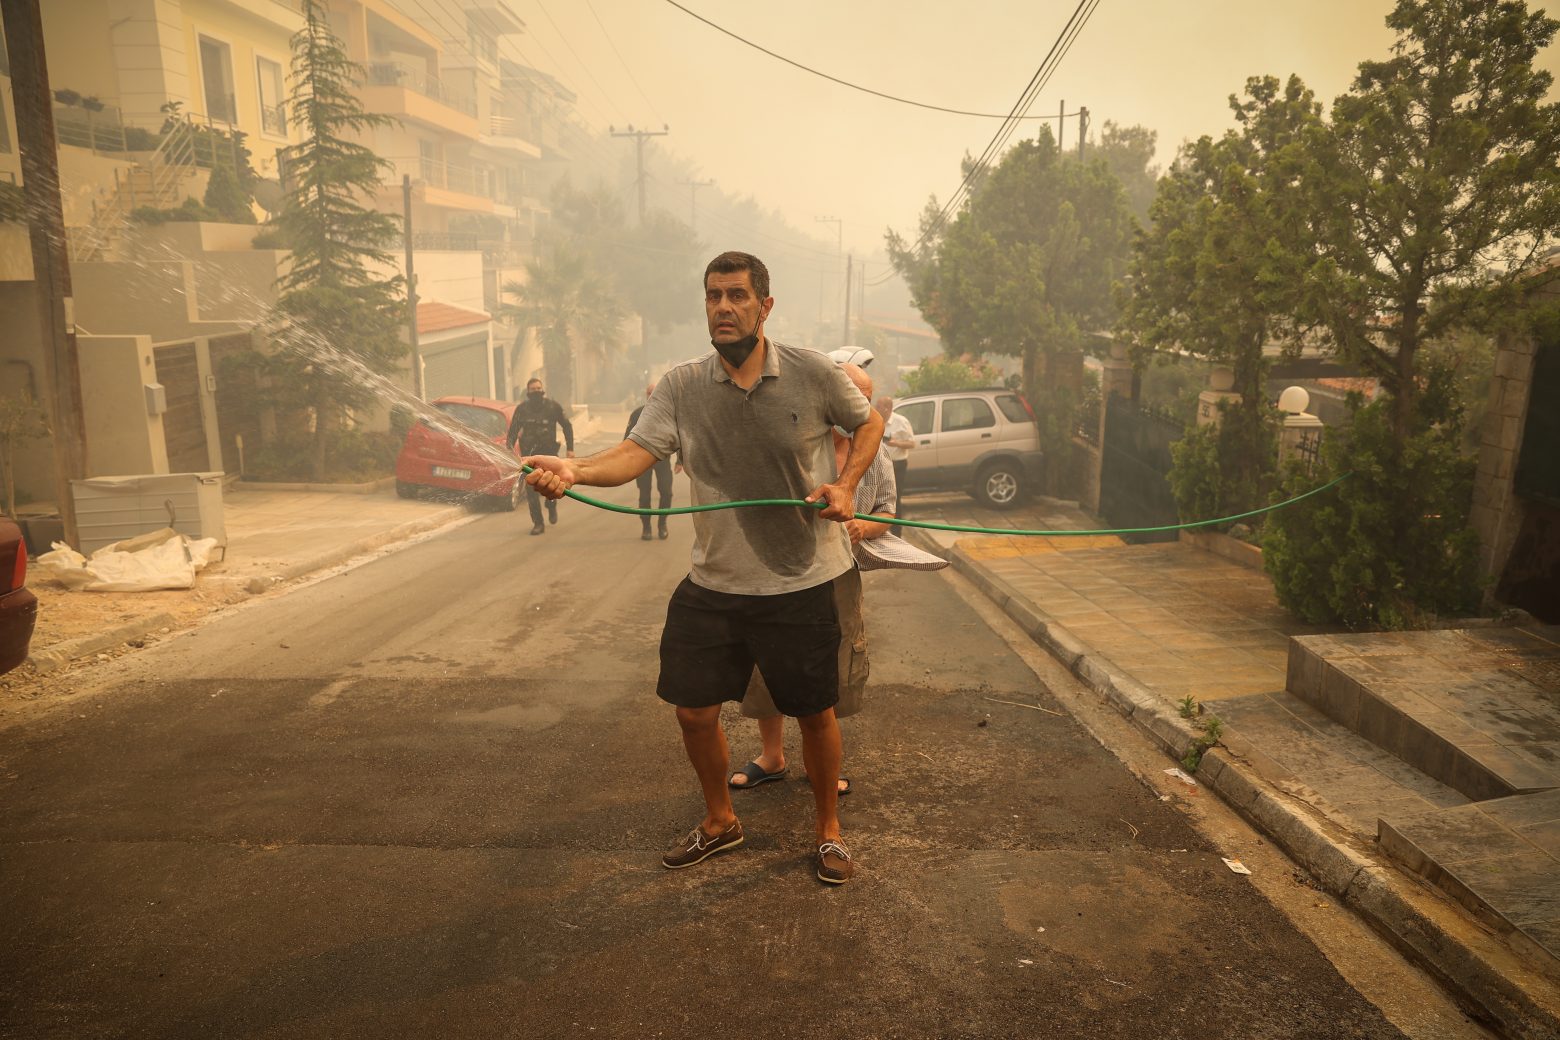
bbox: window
[898,400,934,437]
[198,35,236,123]
[256,57,285,136]
[995,394,1031,423]
[419,138,442,185]
[941,397,996,432]
[435,402,506,439]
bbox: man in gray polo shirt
[521,250,884,884]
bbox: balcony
[386,156,504,213]
[367,62,476,117]
[391,231,481,251]
[479,114,542,159]
[362,62,480,138]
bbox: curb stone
[27,612,179,675]
[270,504,470,582]
[908,526,1560,1039]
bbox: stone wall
[1470,330,1538,594]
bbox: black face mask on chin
[712,322,760,368]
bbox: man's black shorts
[657,576,841,717]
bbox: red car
[395,396,525,511]
[1,518,38,675]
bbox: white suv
[893,388,1043,509]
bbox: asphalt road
[0,477,1424,1039]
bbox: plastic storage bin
[71,473,226,557]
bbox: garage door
[422,336,491,399]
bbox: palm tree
[501,244,625,408]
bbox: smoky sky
[510,0,1559,262]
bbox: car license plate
[433,466,471,480]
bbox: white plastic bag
[35,528,219,592]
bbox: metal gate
[1099,397,1181,541]
[153,342,209,473]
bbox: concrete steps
[1379,791,1560,970]
[1202,688,1471,837]
[1274,626,1560,969]
[1286,628,1560,801]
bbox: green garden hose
[518,466,1350,538]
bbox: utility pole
[609,123,669,225]
[680,178,714,233]
[815,215,844,342]
[1058,99,1065,152]
[1078,105,1089,159]
[842,254,853,347]
[402,175,424,400]
[2,0,87,547]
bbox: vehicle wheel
[972,462,1025,510]
[396,480,418,500]
[498,478,522,512]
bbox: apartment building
[1,0,586,510]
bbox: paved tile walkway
[971,538,1317,706]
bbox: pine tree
[268,0,405,482]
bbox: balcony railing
[488,114,533,139]
[392,231,481,252]
[367,61,477,117]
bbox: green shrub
[901,354,1003,394]
[1262,387,1480,630]
[202,162,256,224]
[131,197,221,225]
[1169,405,1278,526]
[245,427,399,484]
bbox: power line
[530,0,632,124]
[582,0,665,125]
[660,0,1076,121]
[401,0,624,171]
[870,0,1100,286]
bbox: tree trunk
[543,328,574,412]
[1,441,14,519]
[1232,338,1266,490]
[311,394,330,483]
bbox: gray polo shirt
[628,340,873,595]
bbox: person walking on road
[625,382,674,541]
[522,250,885,884]
[877,395,915,524]
[506,378,574,536]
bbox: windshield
[435,402,507,439]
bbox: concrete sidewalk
[11,412,619,685]
[906,521,1560,1039]
[16,486,479,680]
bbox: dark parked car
[1,519,38,675]
[394,396,524,510]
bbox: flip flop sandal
[729,760,786,789]
[805,774,852,796]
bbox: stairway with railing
[69,119,200,262]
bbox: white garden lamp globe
[1278,386,1311,415]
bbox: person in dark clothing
[505,378,575,535]
[625,381,674,541]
